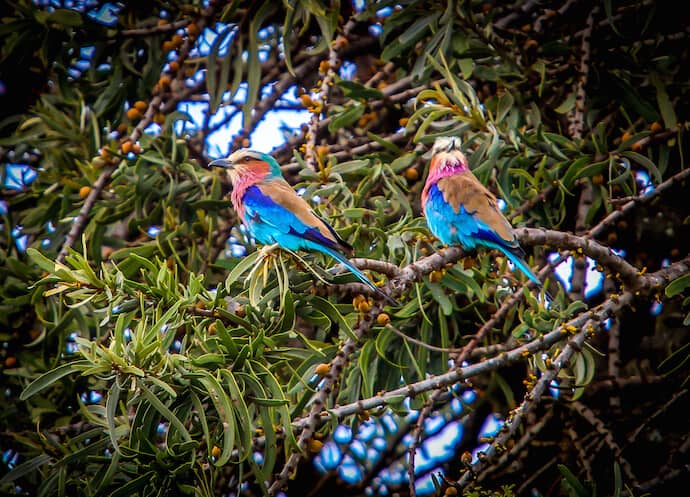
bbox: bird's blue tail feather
[482,241,542,287]
[318,245,398,306]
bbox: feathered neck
[421,150,469,206]
[229,161,272,218]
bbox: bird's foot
[257,243,281,260]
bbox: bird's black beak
[207,158,233,169]
[446,137,461,152]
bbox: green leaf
[330,159,370,175]
[427,282,453,316]
[139,382,191,442]
[20,360,90,400]
[109,470,157,497]
[0,454,52,485]
[225,250,261,291]
[554,93,576,114]
[45,9,83,27]
[105,380,122,454]
[558,464,590,497]
[199,372,236,465]
[613,461,622,497]
[328,103,365,133]
[496,90,514,124]
[665,273,690,298]
[651,73,677,130]
[337,80,384,101]
[207,24,236,114]
[458,58,473,79]
[382,12,440,62]
[243,2,275,128]
[309,296,355,340]
[621,150,662,184]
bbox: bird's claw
[257,243,281,259]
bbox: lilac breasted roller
[209,149,397,305]
[421,137,542,287]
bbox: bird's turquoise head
[208,149,283,185]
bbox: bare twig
[569,10,596,301]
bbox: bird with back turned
[421,136,545,290]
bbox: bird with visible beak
[209,149,398,305]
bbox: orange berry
[157,19,168,27]
[404,167,419,181]
[132,143,142,154]
[171,34,184,48]
[187,23,200,36]
[162,41,174,52]
[126,108,141,121]
[398,117,409,127]
[521,23,531,32]
[607,232,618,244]
[429,270,443,283]
[4,357,17,367]
[121,141,133,154]
[168,60,179,72]
[92,157,106,168]
[211,445,221,458]
[235,305,245,317]
[134,100,147,112]
[154,112,165,125]
[376,313,390,326]
[621,131,632,143]
[650,121,663,133]
[631,141,643,152]
[79,186,91,199]
[159,75,171,88]
[307,439,323,453]
[314,363,330,375]
[445,487,458,496]
[241,138,250,147]
[318,60,330,74]
[525,39,538,49]
[208,322,217,334]
[358,300,371,313]
[117,123,128,134]
[300,94,313,107]
[316,145,329,158]
[334,35,348,49]
[352,295,365,308]
[592,173,604,185]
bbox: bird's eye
[243,156,251,162]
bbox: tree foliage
[1,1,689,496]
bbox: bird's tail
[319,246,399,306]
[483,241,544,289]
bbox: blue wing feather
[241,185,398,304]
[425,184,541,286]
[242,186,338,250]
[425,184,508,249]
